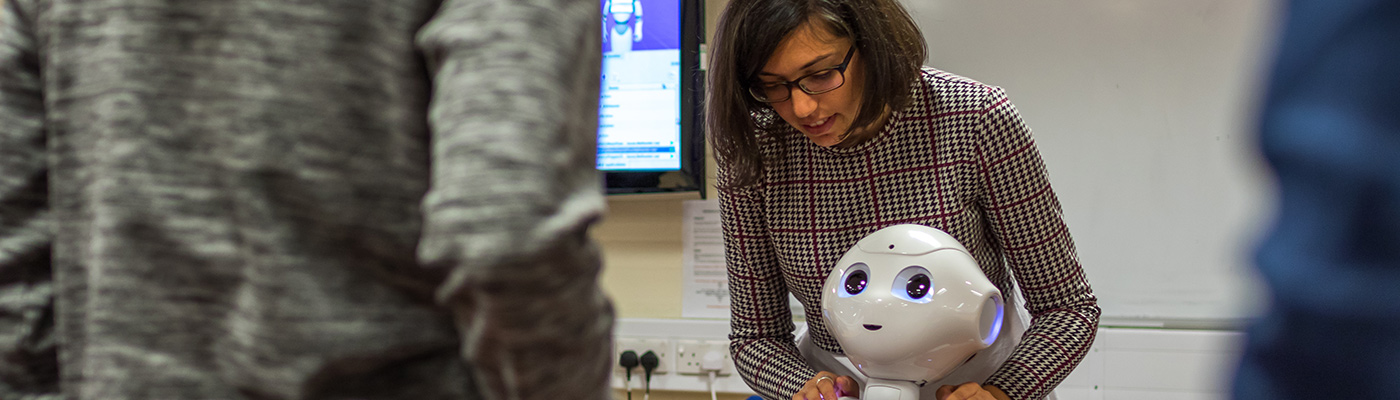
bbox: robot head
[820,224,1005,382]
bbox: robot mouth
[863,324,883,331]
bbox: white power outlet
[674,339,734,375]
[616,337,670,378]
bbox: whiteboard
[901,0,1280,326]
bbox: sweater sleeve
[413,1,615,400]
[719,179,816,400]
[973,87,1101,400]
[0,0,61,398]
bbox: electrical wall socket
[615,337,670,377]
[674,339,734,376]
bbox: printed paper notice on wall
[682,199,730,319]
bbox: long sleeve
[414,1,615,400]
[719,180,813,400]
[0,0,60,398]
[973,88,1101,400]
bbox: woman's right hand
[793,371,860,400]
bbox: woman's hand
[792,372,860,400]
[934,382,1011,400]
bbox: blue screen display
[599,0,682,171]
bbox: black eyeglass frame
[748,46,857,103]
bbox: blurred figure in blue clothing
[1233,0,1400,399]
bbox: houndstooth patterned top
[719,67,1101,400]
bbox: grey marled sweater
[0,0,614,399]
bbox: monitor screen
[598,0,705,196]
[600,0,682,171]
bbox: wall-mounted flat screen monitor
[599,0,705,195]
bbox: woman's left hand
[934,382,1011,400]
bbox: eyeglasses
[748,46,856,103]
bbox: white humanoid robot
[603,0,643,53]
[821,224,1006,400]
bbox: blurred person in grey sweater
[0,1,613,399]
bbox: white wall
[903,0,1279,324]
[1057,329,1243,400]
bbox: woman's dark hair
[707,0,926,188]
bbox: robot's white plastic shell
[820,224,1005,383]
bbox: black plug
[639,350,660,398]
[619,350,639,400]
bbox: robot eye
[892,266,934,303]
[906,274,931,299]
[844,270,868,295]
[835,263,871,298]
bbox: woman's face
[758,22,866,147]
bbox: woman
[707,1,1100,399]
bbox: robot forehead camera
[820,224,1005,391]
